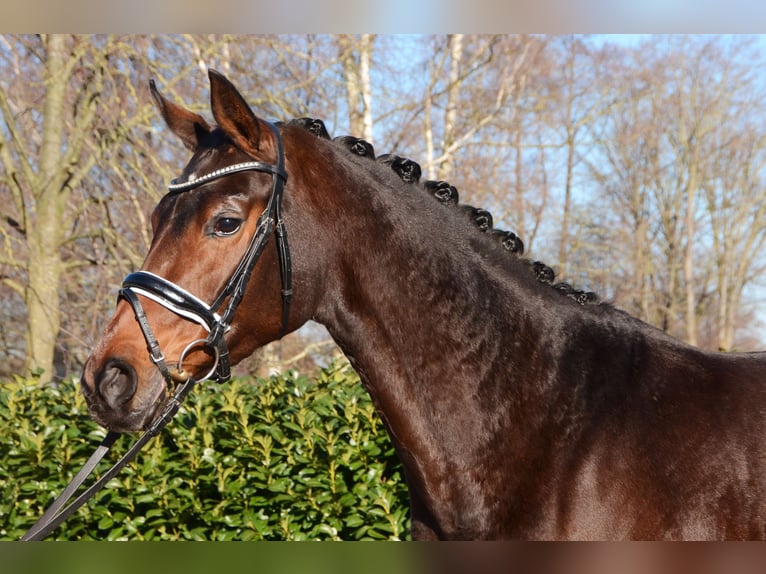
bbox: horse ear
[149,79,211,151]
[208,69,269,157]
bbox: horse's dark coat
[81,70,766,540]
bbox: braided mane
[286,117,599,306]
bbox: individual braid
[489,229,524,255]
[527,260,555,285]
[288,117,330,140]
[553,282,600,305]
[424,180,460,205]
[459,205,493,233]
[334,135,375,158]
[376,154,422,184]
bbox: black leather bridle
[120,120,291,385]
[21,122,291,541]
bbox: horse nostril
[96,360,138,410]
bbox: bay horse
[82,70,766,540]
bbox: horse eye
[213,217,242,237]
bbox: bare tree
[1,35,109,378]
[438,34,464,181]
[0,35,214,379]
[337,34,375,142]
[544,36,616,278]
[4,34,766,380]
[586,35,766,349]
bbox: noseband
[119,121,291,385]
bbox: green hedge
[0,363,410,540]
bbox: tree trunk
[680,76,701,347]
[339,34,374,142]
[557,40,577,279]
[358,34,374,143]
[439,34,464,181]
[24,34,68,379]
[683,177,698,346]
[559,129,575,278]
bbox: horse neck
[304,159,569,466]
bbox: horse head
[81,70,317,432]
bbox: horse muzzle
[81,356,169,432]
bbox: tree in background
[0,35,353,380]
[584,36,766,349]
[4,34,766,382]
[0,35,164,379]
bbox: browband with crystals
[168,160,288,193]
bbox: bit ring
[176,338,220,382]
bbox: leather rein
[21,122,290,541]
